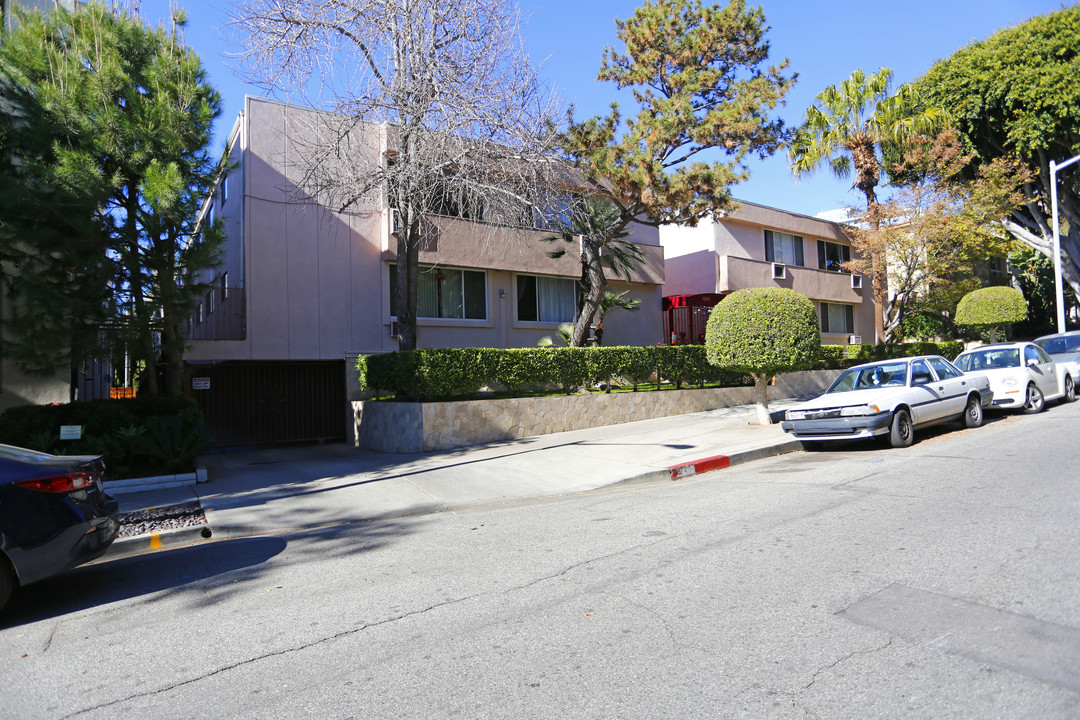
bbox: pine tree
[560,0,794,346]
[0,3,224,397]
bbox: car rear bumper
[781,412,893,441]
[7,515,120,587]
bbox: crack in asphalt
[60,535,678,718]
[800,637,894,693]
[43,623,59,655]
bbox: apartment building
[659,200,874,346]
[185,96,665,444]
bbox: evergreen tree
[0,3,224,397]
[560,0,794,346]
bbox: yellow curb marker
[150,532,162,550]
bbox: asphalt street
[2,401,1078,719]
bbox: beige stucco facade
[187,97,664,367]
[185,98,666,429]
[660,200,877,345]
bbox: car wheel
[963,394,984,428]
[1023,383,1045,414]
[0,556,14,614]
[889,409,914,448]
[1063,375,1076,404]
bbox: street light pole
[1050,152,1080,333]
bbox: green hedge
[362,341,972,403]
[359,345,753,401]
[0,396,209,478]
[815,341,964,369]
[359,341,967,402]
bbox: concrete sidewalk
[106,399,808,557]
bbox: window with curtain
[516,275,577,323]
[389,264,486,320]
[820,302,855,334]
[764,229,804,266]
[817,240,851,272]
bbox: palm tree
[789,67,945,343]
[542,197,647,346]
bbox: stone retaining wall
[354,369,842,453]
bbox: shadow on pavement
[1,515,423,628]
[1,536,288,628]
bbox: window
[208,204,214,226]
[221,272,229,300]
[207,291,214,315]
[221,175,228,205]
[196,303,204,324]
[1025,345,1051,366]
[389,264,486,320]
[928,357,960,380]
[765,230,804,266]
[819,302,854,334]
[516,274,577,323]
[818,240,851,273]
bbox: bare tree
[230,0,562,350]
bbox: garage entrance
[188,360,346,447]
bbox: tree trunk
[395,209,420,351]
[752,372,772,425]
[861,186,888,344]
[572,237,606,346]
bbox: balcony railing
[186,286,246,341]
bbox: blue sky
[175,0,1067,218]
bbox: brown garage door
[188,361,346,447]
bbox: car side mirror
[1026,358,1039,367]
[911,372,932,386]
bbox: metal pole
[1050,153,1080,334]
[1051,159,1064,334]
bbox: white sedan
[954,341,1076,413]
[781,355,992,448]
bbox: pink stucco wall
[658,199,877,343]
[187,97,666,366]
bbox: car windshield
[955,348,1020,372]
[827,361,909,393]
[1034,335,1080,355]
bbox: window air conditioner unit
[389,320,401,339]
[848,335,862,345]
[851,274,863,289]
[771,262,786,280]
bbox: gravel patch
[118,502,207,538]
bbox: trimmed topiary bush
[705,287,821,424]
[955,286,1027,342]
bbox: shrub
[705,288,821,424]
[0,396,207,477]
[815,341,965,369]
[955,286,1027,342]
[357,345,753,401]
[705,288,821,374]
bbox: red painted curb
[668,454,731,480]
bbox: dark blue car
[0,443,120,613]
